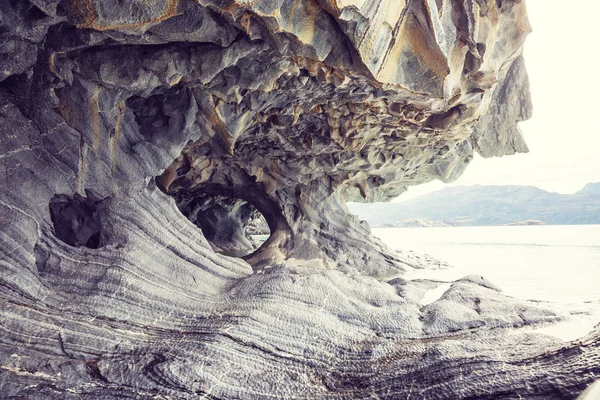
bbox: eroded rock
[1,0,598,399]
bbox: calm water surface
[373,225,600,303]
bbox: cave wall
[1,0,535,276]
[1,0,599,398]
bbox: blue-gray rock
[1,1,598,399]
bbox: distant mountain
[577,182,600,196]
[347,183,600,227]
[374,218,453,228]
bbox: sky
[395,0,600,202]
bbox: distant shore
[370,219,583,228]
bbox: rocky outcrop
[2,0,598,398]
[470,54,532,157]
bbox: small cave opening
[175,193,272,258]
[48,194,109,249]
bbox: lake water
[373,225,600,304]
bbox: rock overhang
[0,0,534,274]
[2,1,600,399]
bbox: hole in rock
[9,0,47,22]
[175,193,271,258]
[126,94,170,141]
[49,194,108,249]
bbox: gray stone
[1,0,598,399]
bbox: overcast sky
[395,0,600,202]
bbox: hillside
[347,183,600,227]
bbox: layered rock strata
[1,0,598,398]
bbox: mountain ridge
[577,182,600,196]
[347,183,600,227]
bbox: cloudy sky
[396,0,600,201]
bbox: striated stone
[471,54,533,157]
[1,0,598,399]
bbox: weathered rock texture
[1,0,599,398]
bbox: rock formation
[1,0,598,398]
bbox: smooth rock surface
[1,0,598,399]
